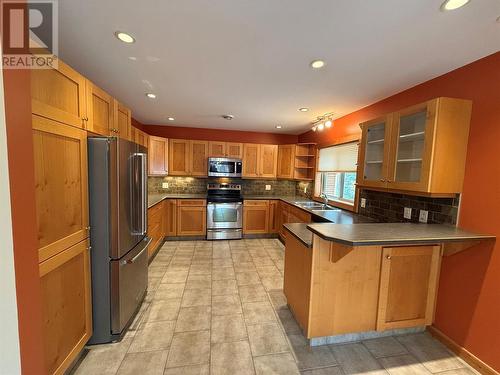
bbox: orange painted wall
[3,68,45,372]
[300,52,500,371]
[138,123,299,145]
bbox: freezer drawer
[110,237,150,334]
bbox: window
[315,142,358,205]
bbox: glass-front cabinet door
[358,115,392,188]
[387,100,436,192]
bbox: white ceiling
[58,0,500,134]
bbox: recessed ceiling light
[114,31,135,44]
[310,60,325,69]
[440,0,470,11]
[167,117,175,121]
[146,93,156,99]
[222,114,234,120]
[275,125,282,129]
[298,107,309,112]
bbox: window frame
[313,138,360,212]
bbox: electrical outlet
[360,198,366,208]
[265,184,271,191]
[404,207,412,220]
[162,182,169,189]
[419,209,428,223]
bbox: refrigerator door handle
[138,152,148,235]
[120,237,151,265]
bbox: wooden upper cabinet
[243,143,260,178]
[208,141,226,157]
[243,200,269,234]
[39,238,92,375]
[86,81,114,136]
[377,245,441,331]
[260,144,278,178]
[169,139,190,175]
[31,60,87,129]
[357,115,393,189]
[226,142,243,158]
[33,115,89,263]
[190,140,208,176]
[357,97,472,196]
[148,136,169,176]
[114,100,131,140]
[208,141,243,158]
[277,144,295,179]
[134,128,149,148]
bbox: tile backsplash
[148,176,297,196]
[358,189,459,225]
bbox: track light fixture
[311,112,334,132]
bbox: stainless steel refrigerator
[87,137,150,344]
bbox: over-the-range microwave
[208,157,242,178]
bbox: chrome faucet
[319,193,328,205]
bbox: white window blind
[318,142,358,172]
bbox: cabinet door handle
[386,255,392,260]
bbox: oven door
[207,202,242,229]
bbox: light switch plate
[404,207,412,219]
[265,184,271,191]
[419,209,428,223]
[360,198,366,208]
[162,182,169,189]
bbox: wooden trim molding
[427,326,499,375]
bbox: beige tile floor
[74,239,478,375]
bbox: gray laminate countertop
[307,223,495,247]
[283,223,313,248]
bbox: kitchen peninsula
[283,222,495,345]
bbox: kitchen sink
[311,206,339,212]
[294,201,339,211]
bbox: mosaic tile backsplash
[148,176,298,196]
[358,189,459,225]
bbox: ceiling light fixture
[311,112,335,132]
[167,117,175,121]
[298,107,309,112]
[275,125,282,129]
[114,31,135,43]
[310,60,326,69]
[440,0,470,11]
[146,93,157,99]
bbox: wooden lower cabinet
[283,232,312,331]
[377,245,441,331]
[165,199,177,236]
[243,200,269,234]
[268,200,279,233]
[39,239,92,375]
[147,201,166,258]
[278,202,290,241]
[176,200,207,236]
[284,236,442,339]
[278,202,311,241]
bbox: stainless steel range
[206,183,243,240]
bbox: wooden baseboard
[427,326,499,375]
